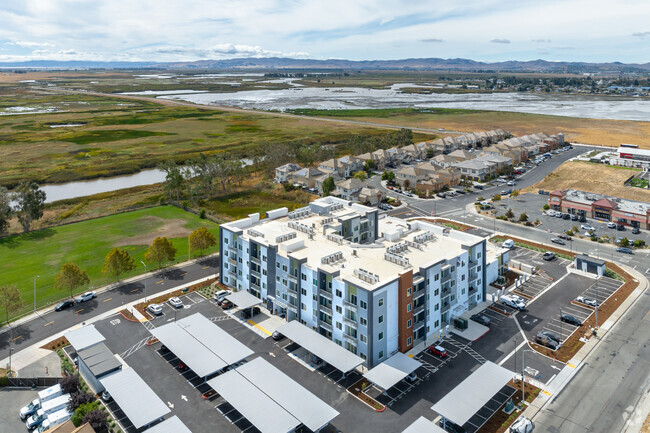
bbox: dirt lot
[524,161,650,202]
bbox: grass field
[523,161,649,201]
[0,206,219,318]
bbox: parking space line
[247,319,272,336]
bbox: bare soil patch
[116,216,191,246]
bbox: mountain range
[2,57,650,73]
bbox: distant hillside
[1,57,649,73]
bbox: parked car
[436,192,446,198]
[168,297,183,309]
[546,210,556,217]
[579,215,587,222]
[240,306,261,319]
[581,224,595,231]
[632,227,641,234]
[558,234,572,241]
[507,181,515,186]
[474,184,484,190]
[378,204,389,210]
[428,345,448,358]
[500,295,526,311]
[454,189,466,195]
[560,314,582,326]
[562,213,571,220]
[213,290,231,305]
[220,300,234,310]
[404,372,418,383]
[554,212,563,218]
[617,247,633,254]
[535,333,560,350]
[571,214,579,221]
[470,314,491,326]
[607,222,617,229]
[271,331,284,341]
[550,238,565,245]
[542,252,556,261]
[617,224,626,231]
[502,239,514,249]
[576,296,597,307]
[147,304,163,316]
[54,300,74,311]
[540,330,561,344]
[75,291,96,303]
[101,391,111,402]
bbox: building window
[477,252,482,259]
[301,303,306,311]
[302,274,307,281]
[360,300,367,309]
[434,288,439,296]
[434,274,439,281]
[224,238,228,244]
[406,304,412,312]
[434,320,439,328]
[276,276,280,282]
[407,337,412,346]
[360,317,367,326]
[378,315,384,324]
[462,288,466,295]
[462,275,465,281]
[360,353,367,360]
[263,269,267,276]
[378,298,384,307]
[336,305,342,314]
[378,332,384,340]
[407,287,412,296]
[451,266,455,272]
[282,265,287,271]
[336,322,342,330]
[435,303,439,311]
[360,334,367,343]
[263,255,267,261]
[407,319,412,328]
[379,350,384,359]
[336,289,342,297]
[276,262,280,268]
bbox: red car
[428,345,448,358]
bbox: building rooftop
[222,197,486,291]
[557,189,650,215]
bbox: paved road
[0,256,219,362]
[532,283,650,433]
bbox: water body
[159,86,650,122]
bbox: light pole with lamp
[521,349,535,402]
[141,261,147,302]
[33,275,39,313]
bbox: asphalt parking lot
[0,389,39,433]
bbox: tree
[381,171,395,182]
[159,160,184,201]
[353,171,367,181]
[519,212,529,222]
[543,204,550,210]
[82,408,107,431]
[322,176,335,197]
[0,186,12,234]
[426,148,435,159]
[102,248,136,282]
[54,263,90,300]
[67,391,95,413]
[61,374,80,394]
[505,208,515,219]
[71,401,98,427]
[145,237,177,269]
[363,159,375,173]
[190,226,216,257]
[511,189,520,199]
[0,284,24,326]
[13,181,46,232]
[492,194,502,203]
[620,237,630,247]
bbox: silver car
[168,297,183,309]
[75,291,97,303]
[576,296,597,307]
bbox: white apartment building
[219,197,508,367]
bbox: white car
[607,222,617,229]
[168,297,183,308]
[581,224,595,231]
[576,296,597,307]
[75,291,96,303]
[213,290,231,305]
[147,304,163,316]
[547,210,556,217]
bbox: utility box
[454,317,468,330]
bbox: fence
[3,376,63,388]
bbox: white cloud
[7,41,55,48]
[490,39,510,44]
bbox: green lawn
[0,206,219,319]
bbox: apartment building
[219,197,508,367]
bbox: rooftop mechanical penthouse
[219,197,508,367]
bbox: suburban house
[395,166,421,188]
[337,155,363,177]
[475,152,512,173]
[315,173,343,193]
[358,187,384,206]
[431,154,456,168]
[275,163,302,183]
[448,149,474,162]
[318,158,343,177]
[453,159,494,181]
[335,178,366,200]
[293,167,324,189]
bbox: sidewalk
[0,252,219,336]
[1,275,216,374]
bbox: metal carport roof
[208,367,300,433]
[431,361,514,427]
[143,416,192,433]
[402,417,447,433]
[226,290,263,310]
[363,352,422,390]
[66,324,105,351]
[100,368,170,429]
[236,357,339,432]
[175,313,253,365]
[150,319,227,378]
[77,342,121,377]
[276,320,364,373]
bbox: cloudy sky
[1,0,649,63]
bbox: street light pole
[9,347,13,378]
[522,349,534,402]
[33,275,39,313]
[141,261,147,302]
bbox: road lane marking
[202,266,209,270]
[11,335,22,342]
[180,272,187,276]
[156,280,164,284]
[247,319,272,336]
[75,309,84,313]
[44,321,54,327]
[131,288,138,293]
[103,298,112,302]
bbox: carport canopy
[431,361,513,427]
[276,320,364,373]
[226,290,262,310]
[100,368,170,429]
[402,416,447,433]
[208,357,338,433]
[66,324,105,351]
[143,416,191,433]
[363,352,422,390]
[150,313,253,377]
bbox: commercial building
[549,189,650,228]
[219,197,508,367]
[611,145,650,169]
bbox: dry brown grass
[0,71,132,83]
[523,161,650,201]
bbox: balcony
[287,273,298,283]
[250,282,261,291]
[320,304,333,315]
[287,285,298,295]
[413,320,425,331]
[413,303,426,315]
[343,316,357,327]
[250,269,261,279]
[250,255,261,265]
[228,267,237,276]
[469,286,478,294]
[320,321,333,332]
[343,333,357,345]
[319,289,333,300]
[343,299,357,309]
[441,302,450,313]
[228,257,237,265]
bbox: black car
[535,333,560,350]
[616,247,633,254]
[474,184,483,190]
[436,192,446,198]
[632,227,641,234]
[558,234,572,241]
[240,306,261,319]
[54,300,75,311]
[562,213,571,220]
[271,331,284,341]
[617,224,625,231]
[470,314,491,326]
[540,330,561,344]
[454,189,466,195]
[579,215,587,222]
[560,314,582,326]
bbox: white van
[20,384,63,420]
[502,239,514,249]
[26,394,70,430]
[37,408,72,432]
